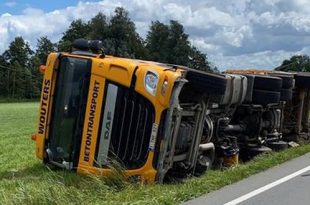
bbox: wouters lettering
[84,80,100,162]
[38,79,50,134]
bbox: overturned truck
[32,39,310,183]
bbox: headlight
[144,71,159,96]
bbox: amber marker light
[39,65,46,74]
[31,134,37,141]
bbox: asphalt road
[183,152,310,205]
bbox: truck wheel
[252,89,280,105]
[244,74,255,103]
[271,74,294,89]
[295,73,310,88]
[253,75,282,91]
[246,146,273,158]
[268,141,288,151]
[194,155,212,177]
[186,70,227,95]
[280,88,293,101]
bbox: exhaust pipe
[199,142,215,151]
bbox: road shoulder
[183,152,310,205]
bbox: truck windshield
[48,57,91,168]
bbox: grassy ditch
[0,102,310,205]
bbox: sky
[0,0,310,70]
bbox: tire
[267,141,288,151]
[280,88,293,101]
[252,89,280,105]
[194,155,212,177]
[186,70,227,95]
[270,74,294,89]
[244,74,255,103]
[246,146,273,158]
[253,75,282,91]
[295,73,310,88]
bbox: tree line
[275,55,310,72]
[1,7,307,100]
[0,7,215,100]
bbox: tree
[88,12,109,41]
[146,21,170,62]
[275,55,310,72]
[58,8,148,59]
[146,20,191,65]
[88,12,115,56]
[188,46,212,72]
[107,7,148,58]
[10,61,26,98]
[2,37,34,98]
[35,36,56,65]
[58,19,91,51]
[28,36,56,98]
[167,20,191,65]
[2,36,33,66]
[146,20,214,72]
[0,55,8,97]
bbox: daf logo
[104,112,112,140]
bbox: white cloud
[190,38,221,53]
[210,46,310,70]
[209,50,294,70]
[0,0,310,70]
[0,1,121,51]
[218,25,253,47]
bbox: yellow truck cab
[32,39,227,183]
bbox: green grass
[0,98,39,103]
[1,102,310,205]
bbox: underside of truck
[154,69,228,182]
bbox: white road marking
[224,165,310,205]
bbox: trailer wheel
[295,73,310,88]
[280,88,293,102]
[252,89,280,105]
[271,74,294,89]
[253,75,282,91]
[186,70,227,95]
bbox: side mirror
[71,39,105,56]
[72,39,90,51]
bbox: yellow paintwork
[34,52,184,183]
[35,53,58,159]
[78,74,105,167]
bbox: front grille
[95,82,155,169]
